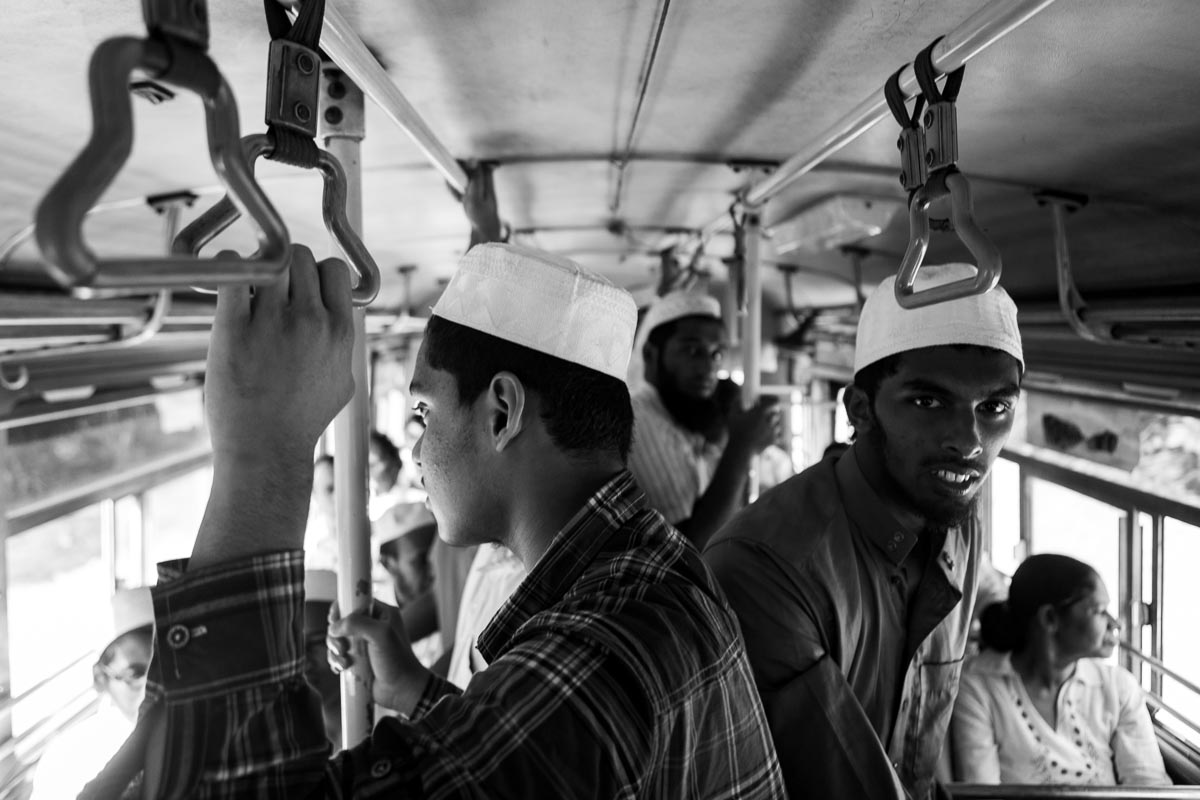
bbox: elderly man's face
[851,346,1021,528]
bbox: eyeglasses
[96,661,149,685]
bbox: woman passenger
[952,553,1170,786]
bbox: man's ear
[486,371,527,452]
[843,383,876,435]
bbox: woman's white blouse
[952,651,1170,786]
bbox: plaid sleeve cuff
[411,671,462,718]
[150,551,306,702]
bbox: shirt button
[166,624,191,649]
[892,532,904,542]
[370,760,392,779]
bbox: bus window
[1162,516,1200,746]
[1027,477,1122,658]
[988,458,1022,576]
[141,466,214,584]
[5,505,109,737]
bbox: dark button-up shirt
[704,447,979,800]
[101,471,785,799]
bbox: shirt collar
[976,650,1102,687]
[835,443,926,565]
[476,470,644,661]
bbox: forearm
[678,443,754,548]
[190,453,314,571]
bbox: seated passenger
[952,553,1170,786]
[32,587,153,800]
[87,244,784,798]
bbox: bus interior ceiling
[2,0,1200,407]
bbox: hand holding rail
[33,0,290,295]
[890,38,1003,309]
[175,134,381,306]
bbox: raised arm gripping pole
[34,7,290,295]
[174,133,381,306]
[895,168,1001,308]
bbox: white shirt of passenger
[628,383,722,525]
[952,650,1170,786]
[31,700,134,799]
[447,544,527,689]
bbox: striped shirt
[628,384,723,525]
[105,471,785,799]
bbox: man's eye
[980,400,1013,415]
[912,397,942,409]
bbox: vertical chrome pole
[321,66,373,747]
[741,206,763,501]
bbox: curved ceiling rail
[34,0,291,295]
[1041,192,1200,349]
[0,195,194,392]
[702,0,1062,236]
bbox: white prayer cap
[431,243,637,381]
[853,263,1023,375]
[304,569,337,604]
[637,290,721,344]
[106,587,154,647]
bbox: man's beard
[655,367,724,439]
[863,424,977,530]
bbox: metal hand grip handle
[34,37,290,295]
[895,169,1002,309]
[175,133,381,306]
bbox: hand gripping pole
[34,32,289,294]
[895,168,1002,309]
[175,133,381,306]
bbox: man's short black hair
[424,316,634,462]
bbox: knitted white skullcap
[854,263,1023,374]
[432,243,637,381]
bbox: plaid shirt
[101,471,784,799]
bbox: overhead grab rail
[890,40,1001,309]
[281,0,469,193]
[33,0,290,295]
[0,195,193,392]
[1039,191,1200,349]
[699,0,1061,238]
[175,0,380,306]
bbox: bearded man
[628,291,781,548]
[704,264,1024,800]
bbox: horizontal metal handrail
[0,651,95,719]
[0,685,96,764]
[1145,691,1200,742]
[1123,644,1200,701]
[948,786,1200,798]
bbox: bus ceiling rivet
[324,106,343,126]
[328,80,347,100]
[899,171,907,187]
[296,53,316,75]
[924,110,934,128]
[925,150,936,166]
[896,137,904,151]
[293,102,311,123]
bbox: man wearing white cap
[93,244,784,799]
[629,290,781,547]
[705,264,1024,800]
[32,587,153,800]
